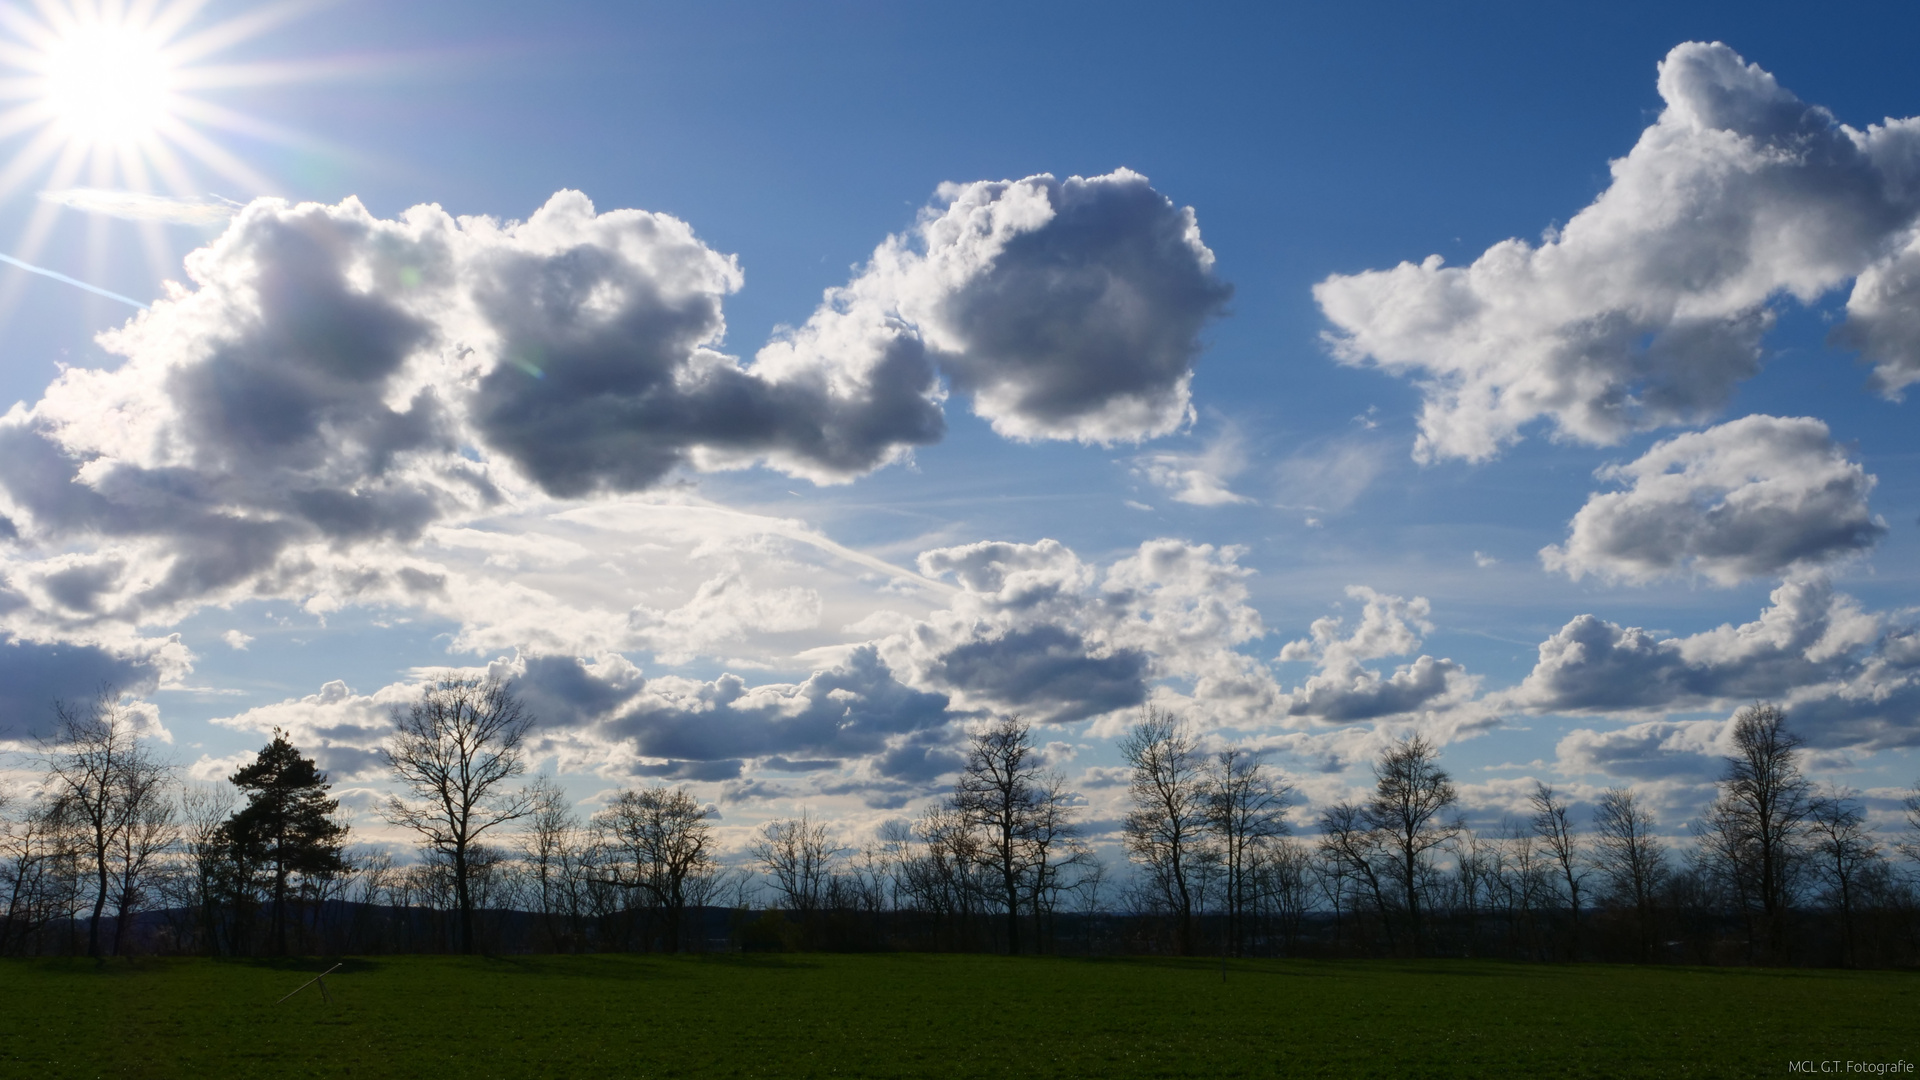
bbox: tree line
[5,683,1920,966]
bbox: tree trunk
[1172,849,1192,955]
[454,848,473,954]
[88,850,109,958]
[111,888,131,956]
[1401,837,1420,956]
[1004,863,1020,956]
[271,825,289,955]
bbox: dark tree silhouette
[599,786,714,952]
[519,777,589,951]
[1317,801,1396,952]
[1897,782,1920,866]
[1590,786,1667,963]
[41,692,171,957]
[1806,787,1877,967]
[1121,708,1209,954]
[382,674,536,954]
[1529,781,1586,958]
[221,730,348,954]
[1362,735,1458,955]
[1699,702,1810,959]
[1021,771,1090,949]
[753,811,838,919]
[952,714,1041,955]
[1206,746,1291,956]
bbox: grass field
[0,954,1913,1079]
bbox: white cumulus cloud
[1316,42,1920,462]
[1274,586,1479,724]
[1541,415,1885,585]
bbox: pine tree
[222,730,348,954]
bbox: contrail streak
[0,253,149,309]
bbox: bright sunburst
[40,18,175,147]
[0,0,319,291]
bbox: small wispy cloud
[1274,436,1388,515]
[39,188,240,226]
[1131,427,1254,507]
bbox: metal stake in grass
[276,963,343,1005]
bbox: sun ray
[84,165,113,303]
[0,136,90,316]
[0,103,55,139]
[170,94,315,147]
[14,136,92,260]
[0,123,74,199]
[173,54,378,91]
[165,0,313,66]
[134,214,171,281]
[137,123,195,193]
[153,111,273,192]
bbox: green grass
[0,954,1913,1078]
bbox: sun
[0,1,332,209]
[40,20,175,148]
[0,0,323,297]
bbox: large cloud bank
[1316,42,1920,462]
[206,535,1509,806]
[0,172,1224,642]
[211,537,1291,801]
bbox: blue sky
[2,0,1919,850]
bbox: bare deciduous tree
[1590,786,1666,963]
[41,692,173,957]
[176,784,235,955]
[108,771,175,956]
[1317,800,1394,953]
[0,790,78,956]
[1022,772,1090,950]
[520,776,590,951]
[753,810,838,918]
[1698,702,1810,958]
[1898,783,1920,867]
[598,786,715,952]
[893,803,984,944]
[1205,746,1292,956]
[1529,781,1586,958]
[952,714,1041,954]
[1255,837,1315,956]
[381,674,536,954]
[1806,787,1877,967]
[1121,707,1210,954]
[1362,734,1459,955]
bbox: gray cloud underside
[927,625,1149,724]
[597,648,951,777]
[1523,577,1920,759]
[1556,720,1726,781]
[0,634,165,741]
[925,172,1232,441]
[1542,414,1886,585]
[1283,654,1463,722]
